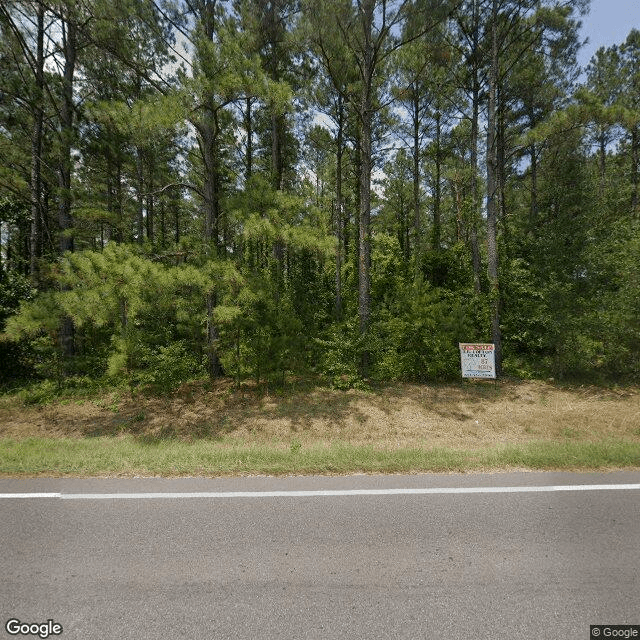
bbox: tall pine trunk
[529,142,538,226]
[198,113,225,379]
[631,127,639,216]
[58,14,77,360]
[432,111,442,252]
[357,0,374,376]
[598,129,607,201]
[412,90,420,262]
[245,97,253,181]
[335,97,345,320]
[146,167,154,243]
[486,0,502,376]
[30,3,44,285]
[469,0,482,294]
[194,2,225,380]
[58,17,75,255]
[135,147,144,243]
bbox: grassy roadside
[1,378,639,476]
[1,438,639,477]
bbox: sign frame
[459,343,496,379]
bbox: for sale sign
[459,343,496,379]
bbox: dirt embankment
[1,380,639,449]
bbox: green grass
[0,437,638,477]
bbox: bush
[370,283,485,382]
[315,319,369,389]
[128,341,205,390]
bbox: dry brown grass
[1,379,639,449]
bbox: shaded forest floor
[1,379,639,450]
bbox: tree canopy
[1,0,638,389]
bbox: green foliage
[370,281,484,382]
[502,138,640,381]
[1,0,640,394]
[216,275,311,385]
[357,235,487,382]
[3,244,234,388]
[315,275,486,385]
[16,375,110,406]
[314,319,369,390]
[0,270,37,384]
[3,237,334,390]
[131,341,205,390]
[0,270,34,326]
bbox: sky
[577,0,640,69]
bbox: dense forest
[0,0,638,390]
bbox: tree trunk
[469,0,482,294]
[631,127,639,216]
[497,91,507,223]
[497,91,511,262]
[452,176,464,242]
[58,17,76,255]
[206,291,224,378]
[116,158,124,242]
[397,185,407,259]
[192,0,224,381]
[598,129,606,201]
[160,199,166,248]
[358,118,372,373]
[486,0,502,376]
[245,97,253,181]
[136,147,144,243]
[146,159,154,243]
[201,122,220,251]
[266,0,285,192]
[58,14,77,360]
[30,3,45,284]
[198,112,225,378]
[262,2,286,299]
[412,90,420,261]
[335,97,344,320]
[146,191,154,242]
[271,111,285,190]
[432,111,442,252]
[352,136,361,278]
[106,157,114,245]
[357,0,374,375]
[529,143,538,227]
[271,110,285,298]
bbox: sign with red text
[459,343,496,379]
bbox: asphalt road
[1,471,639,640]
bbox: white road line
[0,493,61,498]
[0,484,639,499]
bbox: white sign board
[459,343,496,379]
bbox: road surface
[1,471,639,639]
